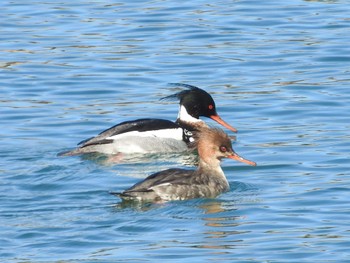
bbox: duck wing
[78,118,180,147]
[114,168,193,200]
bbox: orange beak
[210,114,237,133]
[228,152,256,166]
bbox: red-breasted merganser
[60,84,237,156]
[112,127,256,202]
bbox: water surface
[1,0,350,262]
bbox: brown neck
[198,155,221,171]
[176,118,207,131]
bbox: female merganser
[112,127,256,202]
[60,84,237,156]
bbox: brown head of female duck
[112,127,256,203]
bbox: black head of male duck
[163,83,237,133]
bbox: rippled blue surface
[1,0,350,262]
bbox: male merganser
[60,84,237,156]
[112,127,256,202]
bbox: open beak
[228,152,256,166]
[210,114,237,133]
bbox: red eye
[208,104,214,110]
[220,146,227,152]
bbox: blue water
[1,0,350,262]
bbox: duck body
[113,127,256,203]
[62,118,189,155]
[60,84,237,156]
[117,166,230,202]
